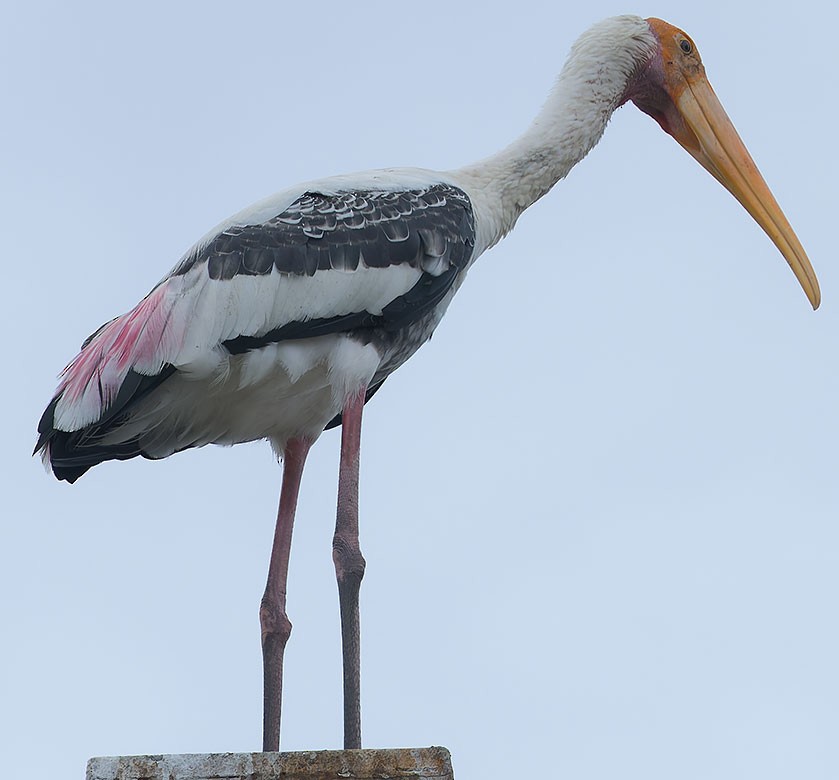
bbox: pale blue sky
[3,1,838,778]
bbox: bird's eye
[679,39,693,54]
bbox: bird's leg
[333,388,367,749]
[260,436,312,752]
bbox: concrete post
[86,747,454,780]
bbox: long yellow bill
[645,18,820,309]
[676,78,820,309]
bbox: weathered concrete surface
[86,747,453,780]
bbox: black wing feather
[173,184,475,283]
[202,184,477,354]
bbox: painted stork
[36,16,819,752]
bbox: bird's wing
[39,183,475,444]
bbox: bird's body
[36,15,819,752]
[41,173,477,473]
[39,173,467,471]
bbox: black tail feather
[35,367,176,482]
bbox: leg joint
[333,535,366,584]
[260,597,292,645]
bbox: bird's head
[625,18,820,309]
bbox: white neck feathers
[453,15,657,252]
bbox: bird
[35,15,819,753]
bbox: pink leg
[333,389,367,749]
[260,436,312,752]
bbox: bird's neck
[452,16,655,254]
[454,96,614,251]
